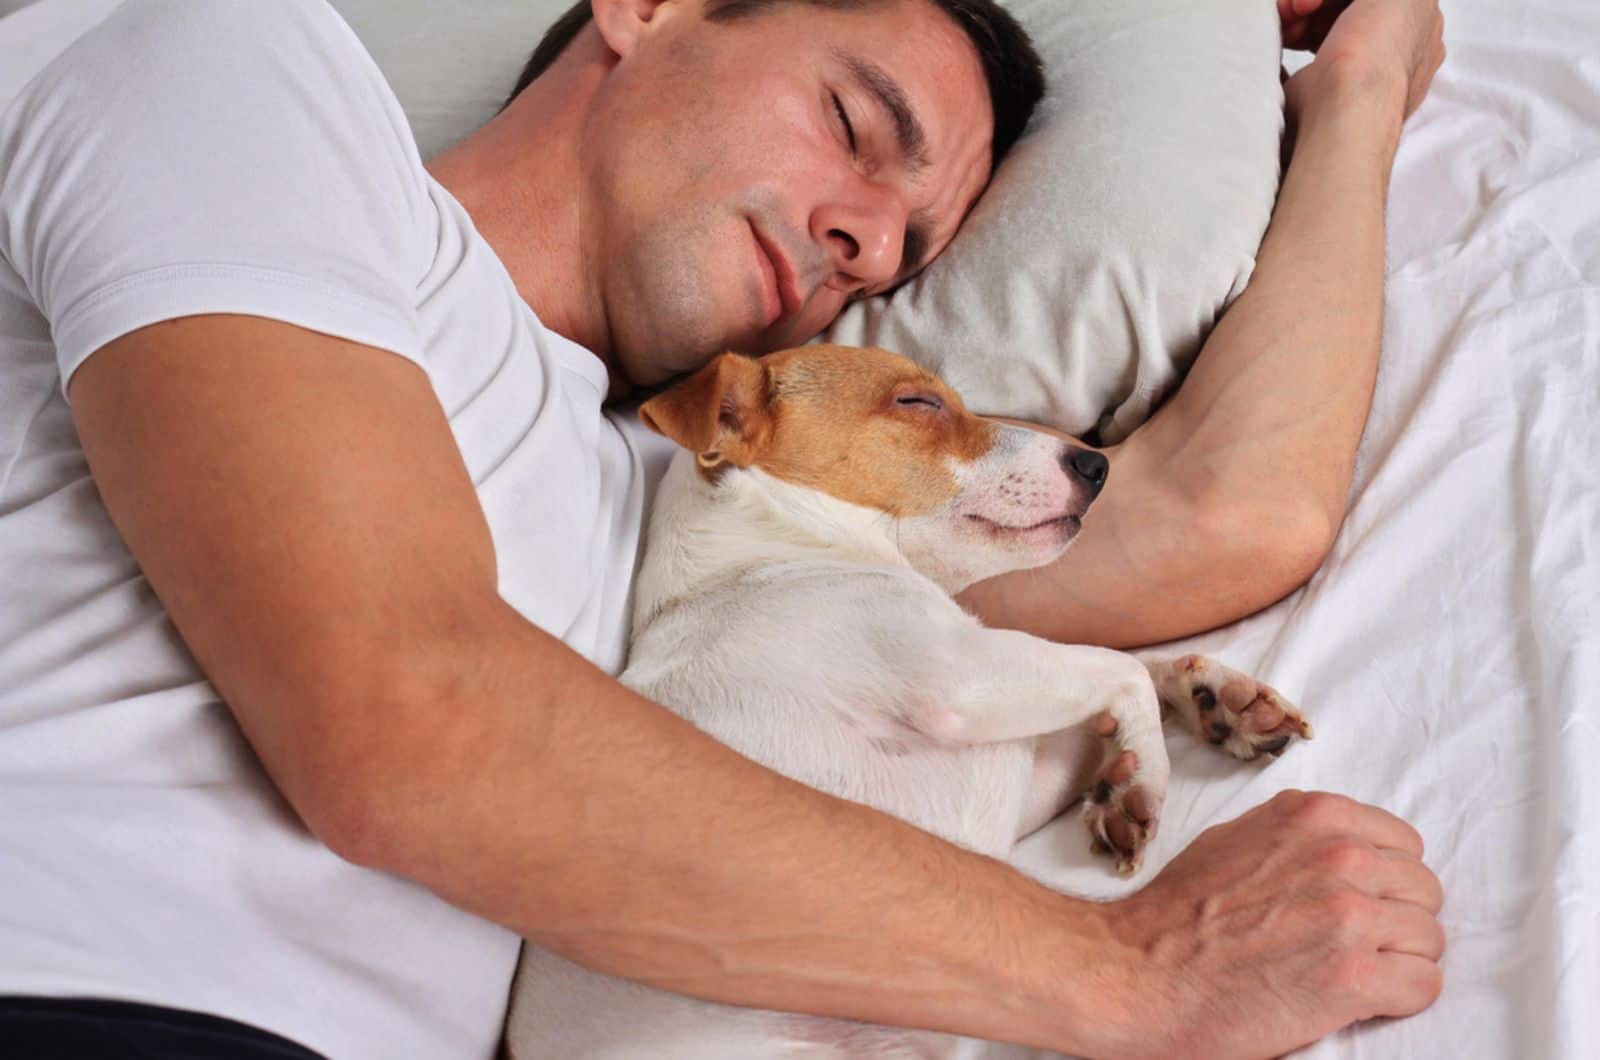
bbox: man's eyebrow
[832,49,929,174]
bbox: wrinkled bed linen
[1003,3,1599,1057]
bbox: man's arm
[70,314,1440,1057]
[960,3,1446,650]
[65,315,1099,1048]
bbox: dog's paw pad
[1158,655,1313,761]
[1082,750,1159,875]
[1213,678,1313,757]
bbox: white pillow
[823,0,1284,443]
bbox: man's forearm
[330,602,1126,1053]
[960,62,1409,649]
[1126,60,1404,536]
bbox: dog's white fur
[505,347,1309,1059]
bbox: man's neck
[424,37,619,384]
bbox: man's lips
[751,222,804,329]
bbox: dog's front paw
[1149,654,1314,761]
[1081,726,1163,876]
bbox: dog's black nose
[1063,446,1108,493]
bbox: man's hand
[1282,0,1447,121]
[1088,790,1446,1060]
[1278,0,1353,52]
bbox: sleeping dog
[506,343,1312,1058]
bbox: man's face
[581,0,993,387]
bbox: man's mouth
[751,222,803,329]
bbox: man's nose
[812,191,904,291]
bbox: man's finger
[1369,952,1446,1018]
[1367,848,1445,914]
[1277,790,1426,857]
[1327,793,1429,858]
[1350,802,1427,858]
[1372,897,1447,961]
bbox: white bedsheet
[3,1,1596,1057]
[1007,3,1600,1057]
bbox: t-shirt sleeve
[0,0,435,404]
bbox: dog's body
[506,346,1311,1059]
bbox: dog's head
[638,344,1107,591]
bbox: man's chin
[608,337,724,399]
[607,291,820,385]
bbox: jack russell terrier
[506,343,1313,1059]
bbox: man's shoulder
[113,0,361,55]
[11,0,429,196]
[73,0,410,139]
[0,0,436,396]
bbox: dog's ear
[639,352,773,469]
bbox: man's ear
[591,0,683,60]
[639,353,774,469]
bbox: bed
[1003,6,1600,1057]
[2,1,1595,1057]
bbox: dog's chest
[623,568,1035,856]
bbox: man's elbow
[1206,488,1340,604]
[289,742,406,873]
[302,769,397,871]
[279,663,456,872]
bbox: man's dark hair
[505,0,1045,170]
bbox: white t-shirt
[0,1,669,1056]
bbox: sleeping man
[0,0,1445,1056]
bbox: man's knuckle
[1290,790,1347,827]
[1318,837,1374,876]
[1320,889,1372,934]
[1270,787,1308,811]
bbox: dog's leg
[1142,654,1315,761]
[907,630,1169,876]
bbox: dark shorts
[0,997,328,1059]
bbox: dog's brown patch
[640,344,998,516]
